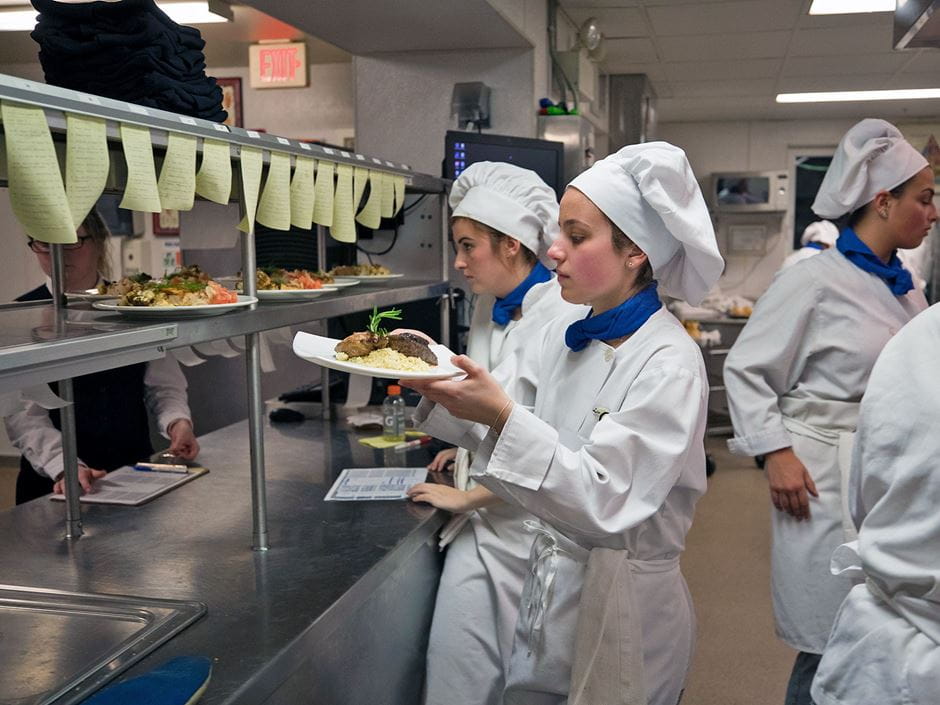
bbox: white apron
[771,397,858,653]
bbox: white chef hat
[812,119,928,220]
[800,220,840,247]
[449,162,559,267]
[568,142,724,305]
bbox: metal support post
[439,193,451,348]
[316,225,331,419]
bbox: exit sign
[249,41,307,89]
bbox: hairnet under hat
[568,142,724,305]
[800,220,839,247]
[449,162,559,267]
[812,119,928,220]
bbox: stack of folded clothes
[30,0,227,123]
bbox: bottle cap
[387,385,401,395]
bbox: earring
[879,208,889,219]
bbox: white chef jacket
[4,355,191,480]
[420,306,708,705]
[425,278,583,705]
[724,246,926,653]
[812,303,940,705]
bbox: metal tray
[0,584,206,705]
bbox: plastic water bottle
[382,385,406,442]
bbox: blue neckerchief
[836,227,913,295]
[491,261,552,326]
[565,281,662,352]
[805,241,826,251]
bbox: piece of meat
[387,333,438,365]
[335,332,387,357]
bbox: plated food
[111,266,238,307]
[254,267,334,290]
[334,308,438,372]
[329,263,392,277]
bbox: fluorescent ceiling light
[809,0,895,14]
[777,88,940,103]
[0,1,231,31]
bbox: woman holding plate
[407,142,723,705]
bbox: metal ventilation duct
[608,74,656,149]
[894,0,940,49]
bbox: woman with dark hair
[5,209,199,503]
[408,142,723,705]
[724,119,935,704]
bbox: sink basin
[0,584,206,705]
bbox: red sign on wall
[249,41,307,88]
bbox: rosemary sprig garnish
[367,306,402,337]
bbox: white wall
[658,118,856,300]
[354,48,537,175]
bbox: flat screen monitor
[444,131,565,197]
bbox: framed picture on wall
[153,209,180,236]
[217,77,243,128]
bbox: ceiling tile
[896,50,940,73]
[886,71,940,89]
[669,78,776,98]
[788,26,897,56]
[657,30,791,62]
[663,58,781,82]
[777,73,899,92]
[783,53,909,77]
[647,0,796,36]
[600,62,668,81]
[565,8,650,38]
[557,0,640,8]
[603,36,660,63]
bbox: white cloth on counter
[812,304,940,705]
[568,142,724,305]
[812,118,928,219]
[723,246,926,653]
[424,278,583,705]
[449,161,560,266]
[3,355,191,480]
[420,306,707,705]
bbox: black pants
[15,463,55,505]
[785,651,821,705]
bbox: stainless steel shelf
[0,280,448,394]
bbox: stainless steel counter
[0,417,446,704]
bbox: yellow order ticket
[1,101,76,243]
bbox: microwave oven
[709,171,788,213]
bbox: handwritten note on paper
[65,113,109,227]
[119,123,162,213]
[236,146,263,234]
[256,151,291,230]
[195,139,232,204]
[380,171,395,218]
[157,131,197,211]
[1,101,76,243]
[353,166,369,209]
[393,174,406,216]
[312,160,335,227]
[331,164,356,243]
[290,156,315,229]
[355,169,382,230]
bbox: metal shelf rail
[0,74,450,547]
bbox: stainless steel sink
[0,584,206,705]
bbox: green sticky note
[195,139,232,204]
[65,113,109,227]
[256,151,291,230]
[312,160,335,227]
[353,166,369,211]
[331,164,356,243]
[290,156,315,229]
[1,101,76,243]
[380,171,395,218]
[355,169,382,230]
[157,131,197,211]
[393,174,406,216]
[119,123,162,213]
[237,146,263,234]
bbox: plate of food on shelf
[66,273,156,301]
[293,307,462,380]
[92,266,255,317]
[246,267,339,301]
[328,263,404,283]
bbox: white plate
[292,332,462,380]
[66,289,114,301]
[326,278,360,288]
[92,295,258,318]
[331,273,404,283]
[256,287,338,301]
